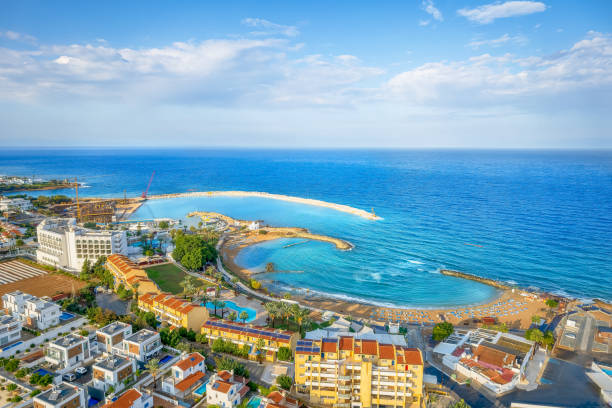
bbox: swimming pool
[159,355,174,364]
[34,368,54,377]
[2,341,22,351]
[204,300,256,322]
[602,367,612,376]
[193,379,209,396]
[60,312,75,320]
[246,396,263,408]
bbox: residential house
[114,330,161,363]
[97,322,133,354]
[0,314,22,346]
[294,337,424,408]
[262,391,299,408]
[102,388,153,408]
[161,352,206,398]
[33,382,87,408]
[206,370,249,408]
[201,319,298,362]
[2,291,61,330]
[93,356,137,393]
[138,293,208,331]
[46,334,92,371]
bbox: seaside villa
[201,319,298,362]
[294,337,424,408]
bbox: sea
[1,148,611,308]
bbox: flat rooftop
[0,314,20,326]
[125,329,158,344]
[51,334,86,348]
[94,355,132,372]
[35,383,81,404]
[98,321,131,336]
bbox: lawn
[145,263,188,294]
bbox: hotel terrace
[138,293,209,331]
[201,319,299,362]
[106,254,160,296]
[294,337,424,408]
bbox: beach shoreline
[148,190,382,220]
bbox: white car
[75,367,88,376]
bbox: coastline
[149,190,382,220]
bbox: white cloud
[0,30,37,44]
[386,31,612,109]
[241,18,299,37]
[467,33,528,49]
[419,20,431,27]
[422,0,443,21]
[458,1,546,24]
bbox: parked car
[75,367,87,376]
[62,373,76,382]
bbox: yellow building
[201,319,299,362]
[106,254,161,296]
[138,293,209,331]
[294,337,423,408]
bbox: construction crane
[74,177,81,220]
[142,171,155,199]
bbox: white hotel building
[36,218,127,271]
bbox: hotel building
[113,329,162,363]
[161,352,206,398]
[294,337,424,408]
[138,293,209,331]
[36,218,127,271]
[46,334,92,371]
[201,319,299,362]
[0,314,22,347]
[96,322,133,354]
[105,255,160,296]
[92,355,137,393]
[0,197,33,212]
[2,291,61,330]
[33,383,87,408]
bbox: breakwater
[440,269,510,290]
[149,190,381,220]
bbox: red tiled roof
[379,344,394,360]
[321,340,337,353]
[360,340,378,355]
[474,345,515,369]
[174,371,205,392]
[211,380,232,394]
[402,348,423,365]
[175,352,205,371]
[339,336,353,351]
[103,389,142,408]
[218,370,232,381]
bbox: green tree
[145,358,160,389]
[265,302,279,328]
[277,347,292,361]
[276,375,292,390]
[450,399,470,408]
[228,312,237,321]
[158,221,169,229]
[239,311,249,323]
[531,315,541,324]
[15,239,24,247]
[525,328,544,344]
[214,357,249,378]
[546,299,559,308]
[255,338,266,364]
[432,322,454,342]
[180,275,200,297]
[542,330,555,349]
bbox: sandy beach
[149,190,382,220]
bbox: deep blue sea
[1,148,611,307]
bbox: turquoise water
[193,380,209,396]
[246,396,263,408]
[602,367,612,376]
[3,149,611,307]
[205,300,257,322]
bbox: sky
[1,0,611,148]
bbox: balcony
[338,385,351,391]
[338,375,351,381]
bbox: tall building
[294,337,424,408]
[36,218,127,271]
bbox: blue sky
[1,0,611,148]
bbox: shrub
[277,347,292,361]
[276,375,292,390]
[30,389,41,397]
[432,322,454,342]
[250,279,261,290]
[6,383,17,392]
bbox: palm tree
[239,311,249,323]
[205,265,216,276]
[293,307,310,332]
[265,302,279,328]
[180,276,199,298]
[278,302,291,325]
[145,358,160,389]
[228,312,237,321]
[255,338,265,364]
[218,301,227,318]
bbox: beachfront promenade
[148,190,382,220]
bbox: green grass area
[145,263,188,294]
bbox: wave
[407,259,424,265]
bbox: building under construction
[77,200,116,223]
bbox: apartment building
[201,319,299,362]
[114,330,162,363]
[33,382,87,408]
[105,255,160,296]
[93,355,137,393]
[206,370,249,408]
[102,389,153,408]
[2,291,61,330]
[162,352,206,397]
[294,337,424,408]
[97,322,133,354]
[0,314,22,347]
[0,197,32,212]
[37,218,127,271]
[138,293,208,331]
[46,334,92,371]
